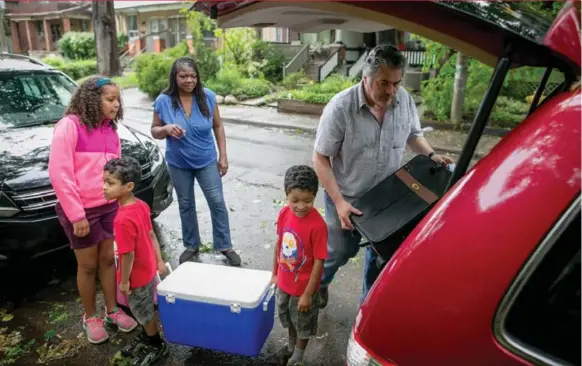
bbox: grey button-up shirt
[314,81,423,201]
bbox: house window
[497,200,580,365]
[127,15,138,38]
[80,20,89,32]
[168,17,188,48]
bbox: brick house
[4,0,92,56]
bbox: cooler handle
[263,284,276,312]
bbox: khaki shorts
[276,288,320,340]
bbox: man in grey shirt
[313,44,453,307]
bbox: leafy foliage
[57,32,127,60]
[42,56,97,80]
[285,74,357,104]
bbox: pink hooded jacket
[48,115,121,223]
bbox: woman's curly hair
[65,76,123,130]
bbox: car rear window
[503,206,580,365]
[0,71,75,128]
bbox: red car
[200,1,581,365]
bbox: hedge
[42,56,97,80]
[58,32,129,60]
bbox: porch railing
[402,50,427,68]
[283,44,309,78]
[318,48,339,82]
[347,50,368,79]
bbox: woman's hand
[218,156,229,176]
[164,124,185,139]
[73,218,90,237]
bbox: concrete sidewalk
[121,88,501,158]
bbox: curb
[125,105,487,158]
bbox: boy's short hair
[284,165,319,196]
[104,157,142,185]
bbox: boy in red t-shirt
[103,157,168,366]
[271,165,328,366]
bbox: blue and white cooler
[156,262,276,357]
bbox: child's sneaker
[83,314,109,344]
[131,341,169,366]
[121,332,147,357]
[105,307,138,332]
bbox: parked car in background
[202,1,581,365]
[0,54,173,269]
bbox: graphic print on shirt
[279,228,305,273]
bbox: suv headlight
[0,191,20,218]
[150,147,164,174]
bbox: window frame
[493,195,581,366]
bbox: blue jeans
[168,162,232,252]
[320,192,382,304]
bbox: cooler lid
[156,262,272,308]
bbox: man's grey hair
[362,44,407,78]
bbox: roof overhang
[6,4,91,21]
[114,1,189,14]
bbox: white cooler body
[156,262,275,357]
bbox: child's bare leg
[288,323,297,353]
[143,314,158,337]
[97,238,117,312]
[74,246,99,317]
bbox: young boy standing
[103,157,169,365]
[271,165,328,366]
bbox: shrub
[234,78,271,99]
[134,53,174,99]
[281,71,310,90]
[42,56,97,80]
[251,40,286,82]
[58,32,132,60]
[285,73,356,104]
[205,67,243,96]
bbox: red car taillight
[346,328,397,366]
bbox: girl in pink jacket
[48,77,137,344]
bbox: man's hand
[431,154,454,165]
[298,293,312,312]
[269,275,277,286]
[119,282,131,296]
[73,219,90,237]
[336,199,362,231]
[157,260,167,276]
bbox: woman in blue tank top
[150,57,241,266]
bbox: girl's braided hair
[65,76,123,131]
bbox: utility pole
[0,1,7,53]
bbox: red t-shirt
[276,206,328,297]
[114,199,156,289]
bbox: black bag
[350,155,452,267]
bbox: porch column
[186,34,194,54]
[24,21,34,51]
[43,19,52,51]
[10,21,20,54]
[62,18,71,33]
[153,35,165,53]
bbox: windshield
[0,71,76,128]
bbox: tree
[92,0,120,77]
[450,52,469,127]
